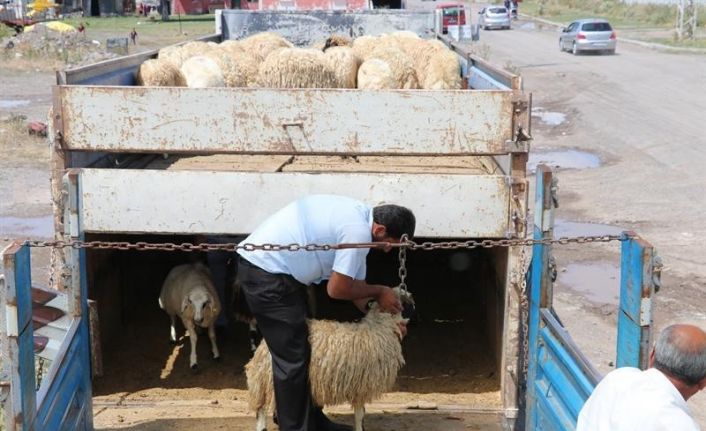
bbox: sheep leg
[185,320,198,370]
[354,405,365,431]
[255,408,267,431]
[169,314,177,344]
[208,324,220,361]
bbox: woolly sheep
[256,48,337,89]
[159,263,222,370]
[239,32,293,63]
[157,45,186,69]
[203,49,249,88]
[136,58,187,87]
[351,35,380,61]
[323,34,352,51]
[246,288,414,431]
[219,39,245,55]
[357,45,419,89]
[421,48,462,89]
[324,46,361,89]
[180,41,217,60]
[180,55,226,88]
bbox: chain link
[398,234,409,292]
[0,233,631,252]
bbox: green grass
[0,23,14,39]
[646,37,706,49]
[521,0,706,29]
[61,14,216,37]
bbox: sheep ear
[181,297,190,312]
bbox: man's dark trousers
[237,257,317,431]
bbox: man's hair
[372,205,416,239]
[653,325,706,386]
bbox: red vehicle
[436,3,466,34]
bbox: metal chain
[0,233,631,252]
[517,245,531,376]
[398,234,408,292]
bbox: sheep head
[182,288,220,327]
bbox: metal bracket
[652,254,663,293]
[550,177,559,209]
[505,139,529,153]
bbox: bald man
[577,324,706,431]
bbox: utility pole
[676,0,698,41]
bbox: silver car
[478,6,511,30]
[559,19,617,55]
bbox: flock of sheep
[159,263,414,431]
[136,31,463,90]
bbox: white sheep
[324,46,361,89]
[357,45,419,90]
[136,58,187,87]
[180,55,226,88]
[245,288,413,431]
[159,262,222,370]
[256,47,337,89]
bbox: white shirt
[577,367,700,431]
[237,195,372,285]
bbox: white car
[478,6,511,30]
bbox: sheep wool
[323,34,352,51]
[225,50,260,87]
[357,58,396,90]
[219,39,244,55]
[421,48,462,90]
[239,32,293,63]
[351,35,380,61]
[358,45,419,89]
[245,302,406,412]
[256,48,337,89]
[180,55,226,88]
[157,45,186,69]
[203,49,248,88]
[180,40,217,61]
[324,46,361,89]
[136,58,187,87]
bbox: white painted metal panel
[79,169,510,238]
[59,86,514,155]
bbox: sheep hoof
[190,363,199,372]
[169,339,177,345]
[212,355,221,362]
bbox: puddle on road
[531,108,566,126]
[0,215,53,238]
[557,261,620,305]
[528,149,601,172]
[0,100,31,109]
[554,219,624,238]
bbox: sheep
[323,34,352,51]
[357,45,419,89]
[256,47,337,89]
[136,58,187,87]
[179,40,217,60]
[180,55,226,88]
[157,45,186,69]
[350,35,380,61]
[159,262,222,370]
[202,49,250,88]
[420,47,462,89]
[324,46,361,89]
[246,288,414,431]
[239,32,293,63]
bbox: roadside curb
[519,13,706,54]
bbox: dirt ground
[2,2,706,429]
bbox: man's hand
[376,286,402,314]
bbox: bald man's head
[653,324,706,386]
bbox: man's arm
[327,271,401,314]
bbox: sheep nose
[194,316,203,324]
